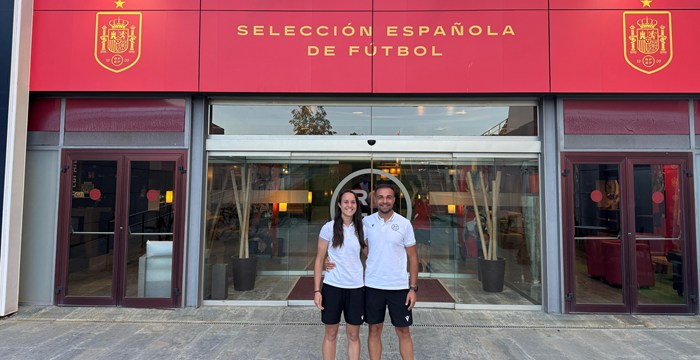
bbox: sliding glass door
[204,153,542,306]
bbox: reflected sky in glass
[211,105,516,136]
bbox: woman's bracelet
[314,290,321,293]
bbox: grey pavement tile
[652,328,700,348]
[49,347,105,360]
[71,323,142,350]
[491,330,567,359]
[180,333,229,359]
[0,347,27,360]
[4,306,700,359]
[634,330,698,359]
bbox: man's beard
[378,205,393,215]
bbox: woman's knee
[325,325,340,340]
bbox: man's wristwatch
[409,285,418,293]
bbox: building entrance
[204,153,542,307]
[54,150,187,307]
[562,153,697,314]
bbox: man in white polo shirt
[363,184,419,360]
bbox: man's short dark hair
[375,184,396,195]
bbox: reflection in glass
[634,164,684,305]
[210,104,537,136]
[67,160,117,297]
[448,159,541,304]
[572,163,686,306]
[210,105,371,136]
[205,156,542,306]
[289,106,336,135]
[572,164,623,305]
[125,161,176,298]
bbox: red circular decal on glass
[652,191,665,204]
[89,189,101,201]
[590,190,603,202]
[146,189,159,201]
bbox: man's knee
[368,323,384,338]
[394,326,411,339]
[347,331,360,343]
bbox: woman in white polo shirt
[313,189,367,360]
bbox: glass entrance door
[205,153,542,306]
[56,151,186,307]
[563,154,695,314]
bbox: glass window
[210,105,371,135]
[204,155,541,306]
[210,104,537,136]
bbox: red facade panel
[551,10,700,93]
[372,11,549,93]
[28,3,700,93]
[199,12,372,93]
[34,0,200,10]
[65,99,186,132]
[550,0,700,10]
[375,0,547,11]
[202,0,371,11]
[564,100,689,135]
[30,11,199,92]
[28,98,61,132]
[695,101,700,135]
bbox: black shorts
[415,229,430,245]
[321,284,365,325]
[364,287,413,327]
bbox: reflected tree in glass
[289,106,336,135]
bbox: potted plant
[230,164,258,291]
[467,170,505,292]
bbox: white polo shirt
[319,220,365,289]
[363,212,416,290]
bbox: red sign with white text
[199,12,373,93]
[372,11,550,93]
[550,10,700,92]
[30,11,199,92]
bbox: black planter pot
[478,257,506,292]
[231,256,258,291]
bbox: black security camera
[367,139,376,146]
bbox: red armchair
[602,240,655,287]
[585,239,606,279]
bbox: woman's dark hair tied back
[332,189,366,249]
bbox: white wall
[19,151,59,305]
[0,0,31,316]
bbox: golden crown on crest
[636,17,658,29]
[108,17,130,29]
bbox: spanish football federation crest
[95,12,142,73]
[623,11,672,74]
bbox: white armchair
[137,240,173,298]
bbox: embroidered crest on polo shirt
[392,224,399,231]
